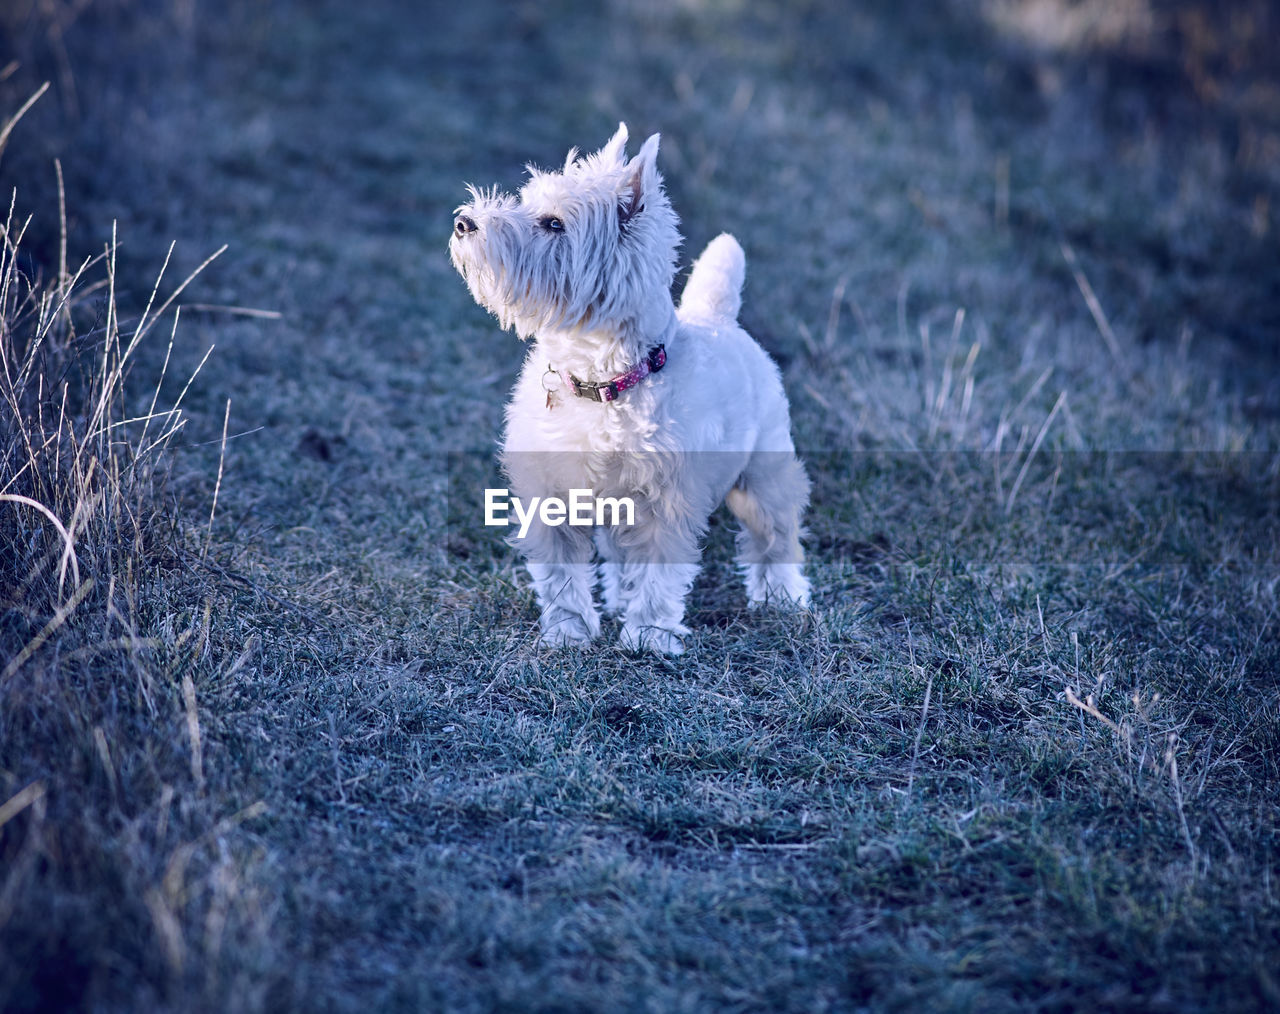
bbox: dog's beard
[455,246,594,338]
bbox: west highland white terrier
[450,123,810,654]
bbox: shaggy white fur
[450,123,810,654]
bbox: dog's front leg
[517,519,601,647]
[613,521,702,655]
[617,562,700,655]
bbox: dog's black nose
[454,214,477,237]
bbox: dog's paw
[745,566,811,611]
[539,609,597,648]
[747,589,811,611]
[620,624,686,656]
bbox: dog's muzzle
[453,214,478,237]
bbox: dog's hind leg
[595,527,627,618]
[725,451,811,609]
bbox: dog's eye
[539,216,565,233]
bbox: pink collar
[548,344,668,405]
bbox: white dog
[450,123,809,654]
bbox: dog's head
[450,123,681,340]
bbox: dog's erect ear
[600,122,629,166]
[618,132,660,228]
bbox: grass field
[2,0,1278,1010]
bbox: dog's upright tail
[679,233,744,322]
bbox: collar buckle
[564,342,666,405]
